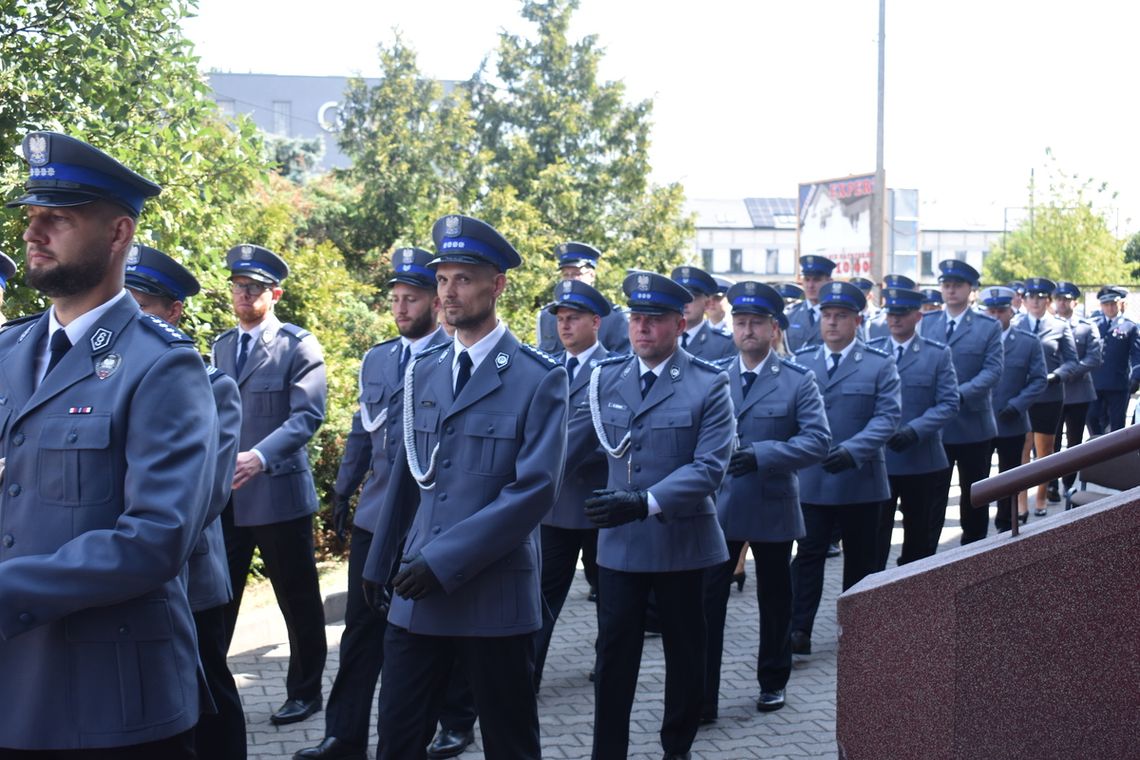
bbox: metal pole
[871,0,886,282]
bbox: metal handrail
[971,424,1140,536]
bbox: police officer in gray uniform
[868,287,959,568]
[702,281,829,719]
[1048,282,1102,502]
[297,248,449,760]
[533,279,619,690]
[922,260,1004,548]
[362,215,568,760]
[0,131,217,756]
[865,274,916,342]
[124,244,246,760]
[982,287,1047,531]
[586,271,734,760]
[0,252,15,321]
[671,265,736,361]
[790,281,901,656]
[536,242,630,354]
[784,255,837,352]
[1088,286,1140,433]
[213,244,329,726]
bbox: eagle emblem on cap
[990,288,999,298]
[126,245,140,266]
[558,244,568,255]
[240,245,253,260]
[26,134,49,166]
[444,216,461,236]
[888,288,897,298]
[562,281,573,293]
[831,282,843,294]
[681,266,691,279]
[402,248,414,263]
[805,256,815,266]
[745,282,756,295]
[637,274,650,291]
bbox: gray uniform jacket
[795,343,901,504]
[1061,317,1102,405]
[591,351,734,572]
[0,297,218,750]
[334,410,371,502]
[868,337,959,476]
[363,331,569,636]
[784,301,822,352]
[545,345,618,530]
[212,315,327,527]
[188,367,241,612]
[992,328,1049,438]
[1011,312,1080,404]
[353,327,450,534]
[537,305,631,355]
[920,309,1003,444]
[682,321,736,361]
[717,355,830,542]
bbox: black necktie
[897,345,904,364]
[808,308,816,326]
[455,350,472,395]
[1033,319,1041,334]
[398,344,411,378]
[827,352,841,378]
[946,320,956,341]
[566,356,579,383]
[641,371,656,398]
[236,332,251,377]
[44,329,72,378]
[681,333,690,349]
[741,370,757,397]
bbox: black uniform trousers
[193,604,247,760]
[791,501,881,638]
[992,435,1025,532]
[0,730,195,759]
[929,441,994,549]
[376,625,540,760]
[877,469,950,570]
[1087,390,1128,435]
[593,566,706,760]
[703,540,794,716]
[324,526,387,747]
[533,524,599,690]
[221,507,327,702]
[1052,402,1091,492]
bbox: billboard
[798,173,876,278]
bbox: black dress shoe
[294,737,367,760]
[588,585,598,602]
[662,752,691,760]
[790,629,811,656]
[426,728,475,759]
[756,688,786,712]
[826,542,842,558]
[271,696,322,725]
[698,711,717,725]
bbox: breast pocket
[750,401,789,436]
[600,405,632,446]
[413,406,439,470]
[651,408,693,457]
[38,414,114,506]
[462,412,519,476]
[249,374,286,416]
[841,383,875,417]
[901,378,933,406]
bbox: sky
[183,0,1140,234]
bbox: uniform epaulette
[862,344,890,358]
[972,310,998,323]
[794,345,816,356]
[866,336,888,349]
[1012,326,1037,339]
[0,311,43,335]
[206,365,229,384]
[414,341,450,359]
[211,327,237,345]
[919,336,948,349]
[595,354,630,368]
[138,312,193,345]
[710,355,735,370]
[779,357,811,374]
[921,310,941,319]
[690,356,723,373]
[280,323,313,340]
[519,343,560,369]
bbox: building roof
[743,197,798,229]
[688,197,798,230]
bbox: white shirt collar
[1002,326,1013,341]
[680,319,706,344]
[452,320,507,375]
[402,325,444,354]
[890,334,916,354]
[42,290,133,384]
[566,341,600,365]
[638,351,676,377]
[738,350,773,375]
[824,339,857,364]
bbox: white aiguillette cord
[589,363,632,459]
[357,359,387,433]
[402,352,439,490]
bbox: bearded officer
[213,243,329,725]
[361,215,568,760]
[0,131,217,756]
[586,271,734,760]
[784,255,836,352]
[671,265,736,361]
[702,281,829,720]
[535,242,630,354]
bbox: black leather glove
[1130,378,1140,395]
[821,446,856,473]
[886,426,919,452]
[392,554,442,601]
[727,448,758,476]
[332,494,351,542]
[362,579,391,615]
[583,489,649,528]
[998,405,1020,423]
[1046,373,1060,386]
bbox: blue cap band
[394,263,437,282]
[0,273,7,289]
[629,290,687,310]
[32,163,148,215]
[125,264,187,301]
[436,236,509,270]
[730,294,779,313]
[555,292,604,314]
[230,259,283,281]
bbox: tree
[1124,231,1140,281]
[983,151,1128,286]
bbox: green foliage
[265,134,326,185]
[1124,231,1140,281]
[983,151,1128,285]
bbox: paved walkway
[231,497,972,760]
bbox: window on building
[729,249,743,273]
[892,252,918,278]
[272,100,292,136]
[921,250,934,278]
[701,248,714,271]
[766,248,779,274]
[778,249,794,274]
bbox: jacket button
[67,433,78,443]
[11,433,23,446]
[1,535,12,548]
[432,526,441,535]
[446,426,454,435]
[441,459,451,468]
[438,493,447,501]
[634,465,641,472]
[7,484,20,497]
[487,426,495,433]
[18,613,32,625]
[119,625,130,636]
[634,444,642,451]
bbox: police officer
[790,281,901,657]
[586,271,734,760]
[707,276,732,334]
[1012,278,1079,517]
[296,248,449,760]
[923,260,1004,548]
[213,244,329,725]
[1007,281,1027,314]
[868,287,958,568]
[0,252,15,321]
[1088,286,1140,434]
[536,242,630,354]
[532,280,618,691]
[671,265,736,361]
[785,255,837,351]
[361,215,568,760]
[123,244,246,759]
[1048,282,1102,502]
[702,281,829,719]
[775,282,805,310]
[865,274,916,341]
[0,131,217,755]
[982,286,1047,531]
[920,288,943,313]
